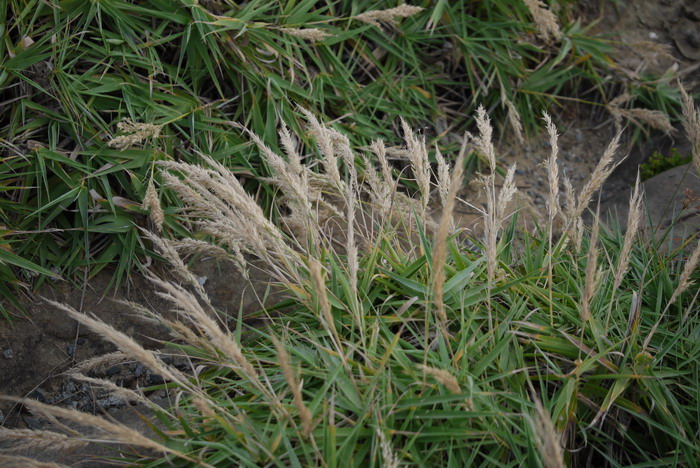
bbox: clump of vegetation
[0,0,683,315]
[640,148,692,181]
[3,102,699,466]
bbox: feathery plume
[432,137,468,333]
[543,111,560,326]
[0,454,69,468]
[503,90,525,145]
[354,4,423,28]
[530,394,565,468]
[45,300,190,388]
[679,82,700,175]
[308,258,338,341]
[0,428,87,453]
[418,365,461,394]
[522,0,562,41]
[572,132,623,221]
[142,179,165,231]
[2,397,199,464]
[543,112,560,219]
[376,429,400,468]
[434,147,451,208]
[401,118,431,221]
[581,209,601,325]
[108,119,162,150]
[612,174,643,293]
[474,106,497,172]
[280,28,331,42]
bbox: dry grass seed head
[401,118,431,217]
[147,276,261,384]
[474,105,497,172]
[2,398,186,461]
[432,138,469,331]
[68,373,150,407]
[376,429,400,468]
[45,300,190,388]
[297,106,344,190]
[0,428,88,453]
[280,28,331,42]
[418,365,461,394]
[0,454,70,468]
[308,258,338,340]
[142,179,164,231]
[434,147,451,208]
[522,0,562,41]
[679,82,700,175]
[573,132,623,220]
[531,395,565,468]
[542,111,560,220]
[108,119,162,150]
[354,4,423,28]
[503,90,525,145]
[613,173,643,291]
[582,209,601,324]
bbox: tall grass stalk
[4,109,699,467]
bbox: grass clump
[0,0,684,313]
[4,106,699,467]
[640,148,693,181]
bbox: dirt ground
[1,0,699,465]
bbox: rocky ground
[1,0,699,465]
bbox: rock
[3,348,14,359]
[602,164,700,246]
[0,410,4,424]
[149,374,165,385]
[22,416,45,430]
[106,366,121,376]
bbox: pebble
[97,396,125,408]
[3,348,13,359]
[0,410,4,424]
[66,343,76,357]
[23,416,44,430]
[149,374,165,385]
[106,366,121,376]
